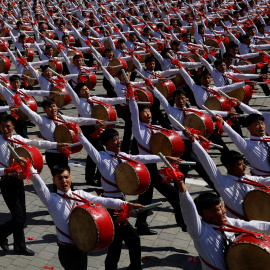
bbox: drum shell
[78,73,97,89]
[18,96,37,121]
[108,58,128,77]
[154,80,176,100]
[9,145,44,175]
[226,232,270,270]
[0,56,11,73]
[115,161,151,195]
[183,112,214,138]
[134,89,153,107]
[91,40,105,54]
[69,203,114,252]
[104,38,118,49]
[23,69,39,86]
[69,35,75,46]
[205,96,232,111]
[54,125,83,153]
[45,32,55,39]
[171,73,187,87]
[150,130,185,157]
[227,85,254,104]
[25,49,34,62]
[243,188,270,222]
[50,86,71,108]
[91,104,117,129]
[48,59,63,74]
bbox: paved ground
[0,57,269,269]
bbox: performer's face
[79,86,90,99]
[53,170,72,192]
[227,159,246,177]
[0,120,14,139]
[11,79,21,90]
[104,135,121,153]
[199,74,211,87]
[203,202,228,225]
[223,57,233,67]
[44,104,58,118]
[247,120,265,137]
[139,108,152,124]
[174,94,187,109]
[145,61,155,71]
[216,62,226,73]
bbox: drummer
[77,128,182,269]
[175,157,270,270]
[30,164,143,270]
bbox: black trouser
[58,244,87,270]
[180,141,218,194]
[130,71,136,82]
[150,97,171,129]
[105,209,142,270]
[117,107,132,153]
[83,52,93,67]
[14,118,28,138]
[136,163,185,229]
[80,125,104,183]
[0,176,26,249]
[256,66,270,96]
[103,77,117,98]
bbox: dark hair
[82,27,89,33]
[171,40,180,47]
[138,105,149,113]
[74,83,86,96]
[243,113,265,127]
[99,128,119,145]
[198,24,204,31]
[196,70,211,85]
[214,59,225,68]
[16,21,23,26]
[220,150,245,167]
[223,52,234,59]
[9,75,21,82]
[41,99,56,109]
[18,34,26,40]
[144,57,156,64]
[51,165,70,177]
[62,34,69,40]
[41,65,50,72]
[103,48,113,57]
[117,68,129,77]
[239,34,250,43]
[45,45,53,50]
[194,192,221,217]
[227,42,238,49]
[0,114,16,125]
[73,54,82,61]
[173,89,187,99]
[161,47,172,58]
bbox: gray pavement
[0,62,269,269]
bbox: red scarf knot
[200,140,211,151]
[90,128,103,138]
[61,147,72,159]
[18,57,27,67]
[160,163,184,183]
[143,78,153,87]
[113,202,131,225]
[57,43,66,51]
[67,122,81,135]
[171,58,182,68]
[214,120,223,136]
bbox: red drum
[226,232,270,270]
[69,203,114,252]
[134,89,154,107]
[67,49,83,57]
[135,48,151,63]
[23,69,39,86]
[150,130,185,157]
[90,40,105,55]
[45,32,55,39]
[171,73,187,87]
[147,23,158,31]
[9,145,44,176]
[69,35,75,46]
[107,58,128,77]
[205,96,233,111]
[235,58,256,74]
[0,76,10,101]
[54,125,83,154]
[204,38,220,48]
[0,55,10,73]
[49,86,71,108]
[25,48,34,62]
[227,85,254,104]
[0,28,10,37]
[18,96,38,121]
[174,27,187,34]
[48,59,63,74]
[78,72,97,89]
[248,54,263,64]
[0,40,9,51]
[243,189,270,222]
[22,25,31,31]
[91,103,117,129]
[115,160,151,195]
[104,38,118,50]
[154,80,176,100]
[183,111,214,138]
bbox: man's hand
[245,80,256,85]
[183,129,195,142]
[229,97,241,106]
[96,119,105,125]
[57,142,71,151]
[165,156,183,163]
[127,202,144,212]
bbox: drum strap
[101,175,120,192]
[137,142,152,154]
[224,204,247,221]
[237,177,270,190]
[198,255,221,270]
[56,226,73,241]
[251,167,270,176]
[5,137,27,146]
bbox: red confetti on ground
[27,236,35,240]
[44,266,54,270]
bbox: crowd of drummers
[3,0,270,269]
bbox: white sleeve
[152,87,171,115]
[102,67,117,88]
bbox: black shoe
[14,247,35,256]
[137,226,158,235]
[0,239,9,252]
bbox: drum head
[171,73,184,87]
[54,125,74,143]
[126,59,135,71]
[24,70,38,87]
[154,81,168,99]
[0,58,6,73]
[134,90,149,102]
[244,189,270,222]
[227,88,245,102]
[150,133,173,156]
[69,206,98,252]
[226,242,270,270]
[204,39,219,48]
[50,87,65,108]
[67,50,77,57]
[92,104,109,123]
[17,98,29,121]
[115,163,140,195]
[108,58,121,77]
[205,97,222,111]
[183,114,206,137]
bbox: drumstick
[136,102,151,105]
[251,95,270,98]
[57,113,68,125]
[130,201,163,213]
[7,144,21,161]
[3,86,14,96]
[134,69,146,79]
[107,65,124,69]
[168,114,186,131]
[179,161,196,165]
[61,142,81,149]
[158,152,176,171]
[102,121,120,125]
[256,82,268,85]
[165,75,176,80]
[48,67,61,76]
[201,105,216,117]
[218,90,231,100]
[121,69,130,83]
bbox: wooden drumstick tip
[201,105,216,117]
[7,144,21,161]
[168,115,186,131]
